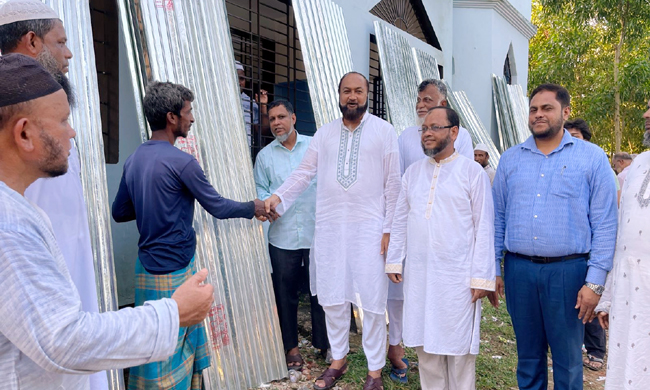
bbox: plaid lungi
[128,258,210,390]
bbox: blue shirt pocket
[551,170,583,198]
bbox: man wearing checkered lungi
[112,81,270,389]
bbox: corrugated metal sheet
[373,20,419,135]
[492,74,529,151]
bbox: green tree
[529,0,650,154]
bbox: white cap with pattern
[0,0,59,27]
[474,143,489,153]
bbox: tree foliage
[528,0,650,154]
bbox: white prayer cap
[235,61,244,71]
[474,143,489,153]
[0,0,59,27]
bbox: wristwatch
[585,282,605,295]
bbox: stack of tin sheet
[492,74,530,151]
[373,20,419,135]
[119,1,285,388]
[412,47,440,82]
[448,90,501,169]
[292,0,353,127]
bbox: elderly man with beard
[594,100,650,390]
[492,84,618,390]
[0,53,215,390]
[0,1,104,388]
[253,99,329,371]
[264,72,401,390]
[386,106,495,390]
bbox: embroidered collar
[341,112,370,132]
[429,151,459,165]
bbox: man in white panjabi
[386,106,495,390]
[388,78,476,381]
[596,100,650,390]
[0,2,106,388]
[265,72,401,390]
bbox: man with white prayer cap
[235,60,268,146]
[0,1,103,388]
[387,106,495,389]
[473,143,496,185]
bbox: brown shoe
[313,362,348,390]
[362,374,384,390]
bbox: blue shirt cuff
[495,259,502,277]
[586,266,607,286]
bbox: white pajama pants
[415,347,476,390]
[387,298,404,346]
[323,303,387,371]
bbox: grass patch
[336,300,518,390]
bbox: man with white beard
[387,78,475,380]
[0,1,105,388]
[253,99,329,371]
[595,100,650,390]
[265,72,401,390]
[386,106,495,389]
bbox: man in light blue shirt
[253,99,328,370]
[492,84,617,390]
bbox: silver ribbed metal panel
[373,20,419,135]
[119,1,285,389]
[492,74,529,151]
[450,90,501,169]
[292,0,353,127]
[39,1,125,388]
[412,47,440,82]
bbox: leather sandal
[286,352,304,371]
[583,354,604,371]
[363,374,384,390]
[313,362,348,390]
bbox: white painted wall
[507,0,532,20]
[452,5,530,144]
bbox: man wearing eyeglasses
[386,106,495,390]
[387,78,475,379]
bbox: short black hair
[530,83,571,108]
[0,19,58,54]
[338,71,369,93]
[267,99,294,115]
[564,118,591,141]
[143,81,194,131]
[426,106,460,128]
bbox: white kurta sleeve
[469,170,496,291]
[0,230,179,374]
[382,129,402,233]
[274,130,319,215]
[385,174,409,274]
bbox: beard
[39,130,68,178]
[339,101,368,122]
[644,131,650,148]
[172,121,189,139]
[36,48,76,108]
[421,134,452,158]
[274,126,294,143]
[529,116,564,139]
[416,115,425,127]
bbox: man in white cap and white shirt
[0,1,103,388]
[388,78,474,379]
[473,143,496,185]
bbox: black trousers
[269,244,329,351]
[584,318,607,359]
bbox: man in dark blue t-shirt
[112,81,269,389]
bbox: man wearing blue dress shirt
[253,99,328,370]
[492,84,618,390]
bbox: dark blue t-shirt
[112,140,254,274]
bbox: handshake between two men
[253,195,283,222]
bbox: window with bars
[226,0,316,160]
[369,34,387,121]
